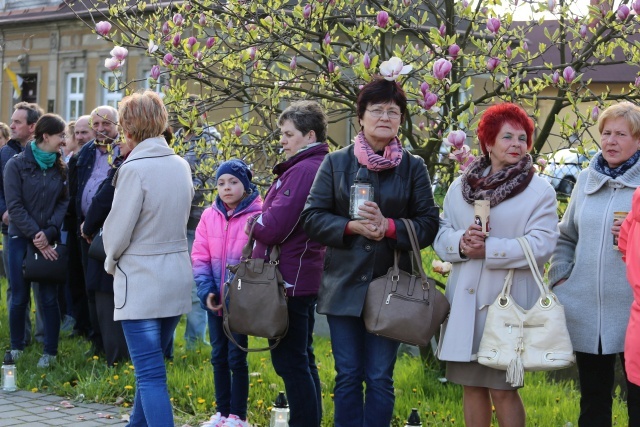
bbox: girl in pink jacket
[619,187,640,395]
[192,159,263,427]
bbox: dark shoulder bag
[23,242,68,284]
[88,229,106,262]
[363,218,450,347]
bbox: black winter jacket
[301,145,439,317]
[0,140,24,234]
[4,142,69,242]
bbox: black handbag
[23,243,68,283]
[222,222,288,352]
[363,218,450,347]
[88,229,106,262]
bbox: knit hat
[215,159,252,192]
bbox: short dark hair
[356,78,407,122]
[34,114,66,144]
[278,100,328,143]
[14,102,44,125]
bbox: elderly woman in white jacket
[103,90,194,427]
[434,103,559,427]
[549,101,640,427]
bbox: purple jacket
[252,143,329,297]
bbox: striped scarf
[353,131,403,171]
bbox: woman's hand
[206,293,222,312]
[612,217,626,241]
[347,219,385,241]
[33,231,49,250]
[39,244,59,261]
[459,224,486,259]
[80,222,92,243]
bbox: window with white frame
[102,72,123,108]
[66,73,84,121]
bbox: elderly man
[74,115,94,148]
[75,106,120,358]
[0,102,45,345]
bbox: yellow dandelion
[129,365,134,370]
[260,357,266,362]
[257,399,264,406]
[124,385,133,390]
[92,355,99,360]
[41,374,46,379]
[63,382,70,387]
[492,405,496,412]
[330,393,335,399]
[555,397,560,403]
[257,379,263,383]
[412,388,417,393]
[250,384,254,387]
[113,375,119,380]
[185,385,190,389]
[124,370,130,375]
[188,392,192,397]
[170,398,174,402]
[181,355,187,360]
[31,388,38,393]
[197,398,206,404]
[123,403,129,408]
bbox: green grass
[0,278,630,426]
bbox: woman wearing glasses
[4,113,69,368]
[302,77,439,427]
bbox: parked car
[541,148,594,196]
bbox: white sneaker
[223,414,251,427]
[9,350,23,361]
[37,354,56,368]
[201,412,226,427]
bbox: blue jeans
[327,314,400,427]
[184,230,206,348]
[8,236,60,355]
[122,316,180,427]
[270,296,322,427]
[207,314,248,418]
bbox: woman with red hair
[434,103,559,426]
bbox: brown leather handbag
[363,218,450,347]
[222,222,288,352]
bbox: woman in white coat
[434,103,559,427]
[103,91,194,427]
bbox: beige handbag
[476,237,575,387]
[363,218,450,347]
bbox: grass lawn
[0,275,630,426]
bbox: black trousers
[576,349,640,427]
[80,239,103,353]
[95,291,128,366]
[67,232,90,335]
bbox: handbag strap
[398,218,431,290]
[499,237,550,302]
[242,219,280,263]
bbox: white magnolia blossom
[379,57,412,81]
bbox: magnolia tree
[70,0,640,187]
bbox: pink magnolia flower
[199,13,207,26]
[548,0,556,11]
[95,21,112,37]
[579,25,587,38]
[460,154,476,171]
[448,44,460,59]
[552,70,560,85]
[635,76,640,87]
[187,37,197,49]
[206,37,216,49]
[504,76,511,90]
[536,157,548,168]
[162,21,170,35]
[172,34,181,48]
[328,61,335,73]
[423,92,438,110]
[104,57,121,71]
[173,14,184,26]
[184,3,192,11]
[505,46,512,59]
[486,57,500,72]
[591,106,600,121]
[248,46,256,61]
[444,130,467,150]
[348,53,355,65]
[418,121,425,131]
[163,53,174,66]
[377,11,389,28]
[420,82,429,96]
[617,5,630,21]
[633,0,640,15]
[323,32,331,45]
[150,65,161,80]
[110,46,128,61]
[379,57,412,81]
[290,55,297,70]
[462,0,469,7]
[433,58,452,80]
[194,51,203,61]
[439,24,446,36]
[234,124,242,137]
[522,41,529,52]
[363,52,371,69]
[486,17,501,34]
[563,66,576,83]
[449,145,472,164]
[303,4,312,19]
[403,0,411,6]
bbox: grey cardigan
[549,153,640,354]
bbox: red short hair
[477,103,534,156]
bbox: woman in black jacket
[301,78,440,426]
[4,114,69,368]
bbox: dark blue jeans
[327,314,400,427]
[8,236,60,355]
[122,316,180,427]
[269,296,322,427]
[576,349,640,427]
[207,313,248,419]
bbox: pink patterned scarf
[353,131,403,171]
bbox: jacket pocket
[114,263,128,309]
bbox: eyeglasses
[57,133,68,140]
[366,109,401,120]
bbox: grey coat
[548,153,640,354]
[434,174,559,362]
[103,136,195,321]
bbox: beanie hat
[215,159,252,192]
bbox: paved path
[0,390,125,426]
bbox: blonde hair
[0,122,9,140]
[598,102,640,139]
[118,91,168,143]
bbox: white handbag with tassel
[476,237,575,387]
